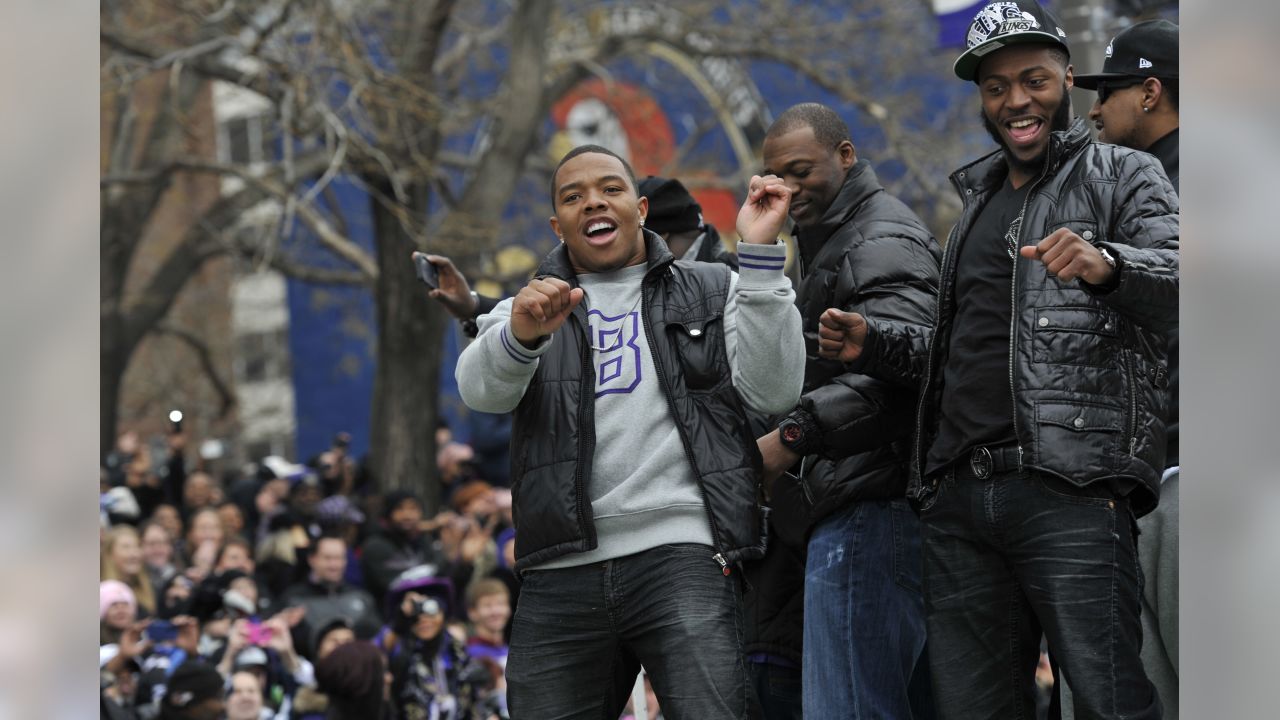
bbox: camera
[408,597,442,618]
[245,620,274,646]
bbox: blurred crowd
[99,421,519,720]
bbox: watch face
[781,423,803,443]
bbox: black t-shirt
[926,177,1031,475]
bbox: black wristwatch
[777,412,818,455]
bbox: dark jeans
[803,500,930,718]
[748,660,802,720]
[919,465,1161,720]
[506,543,748,720]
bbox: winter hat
[1075,19,1178,89]
[160,660,224,715]
[233,646,270,670]
[99,580,137,620]
[638,176,703,235]
[953,1,1070,81]
[316,494,366,526]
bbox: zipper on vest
[574,312,597,549]
[639,279,728,575]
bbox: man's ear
[837,140,857,171]
[1064,64,1074,90]
[549,215,562,241]
[1143,77,1164,109]
[637,195,649,226]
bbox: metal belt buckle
[970,446,993,480]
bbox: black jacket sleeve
[797,232,939,459]
[1085,151,1179,335]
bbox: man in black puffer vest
[754,102,941,719]
[457,144,804,719]
[819,2,1177,718]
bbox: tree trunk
[367,184,448,510]
[101,349,126,459]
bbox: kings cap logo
[967,2,1042,49]
[1105,41,1114,58]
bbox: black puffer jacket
[777,160,941,529]
[853,119,1178,516]
[690,223,739,270]
[509,232,766,572]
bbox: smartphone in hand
[413,252,439,290]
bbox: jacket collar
[796,159,883,254]
[951,116,1093,200]
[1145,127,1179,187]
[534,229,676,284]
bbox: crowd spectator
[280,534,382,639]
[378,566,495,719]
[361,490,447,603]
[140,519,180,592]
[158,660,226,720]
[254,512,310,602]
[293,618,358,719]
[225,670,268,720]
[100,580,139,645]
[315,641,389,720]
[102,525,157,616]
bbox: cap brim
[1073,72,1141,90]
[954,32,1068,81]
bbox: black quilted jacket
[853,118,1179,516]
[777,159,942,530]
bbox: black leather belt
[959,444,1021,480]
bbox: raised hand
[510,277,584,347]
[817,308,869,363]
[1018,228,1115,285]
[736,174,792,245]
[419,253,480,320]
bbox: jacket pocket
[1031,305,1120,367]
[666,311,727,391]
[1032,400,1124,479]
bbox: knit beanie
[638,176,702,235]
[99,579,137,620]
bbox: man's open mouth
[583,219,619,245]
[1006,117,1044,145]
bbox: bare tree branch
[154,322,237,418]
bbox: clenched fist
[817,308,869,363]
[511,277,584,347]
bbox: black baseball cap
[954,1,1070,82]
[1075,19,1178,90]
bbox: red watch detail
[781,423,804,444]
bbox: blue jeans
[920,466,1161,720]
[506,543,748,720]
[803,499,929,718]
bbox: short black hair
[550,144,638,208]
[1046,46,1070,71]
[1161,79,1178,110]
[309,532,347,556]
[765,103,851,150]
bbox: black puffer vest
[510,232,765,572]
